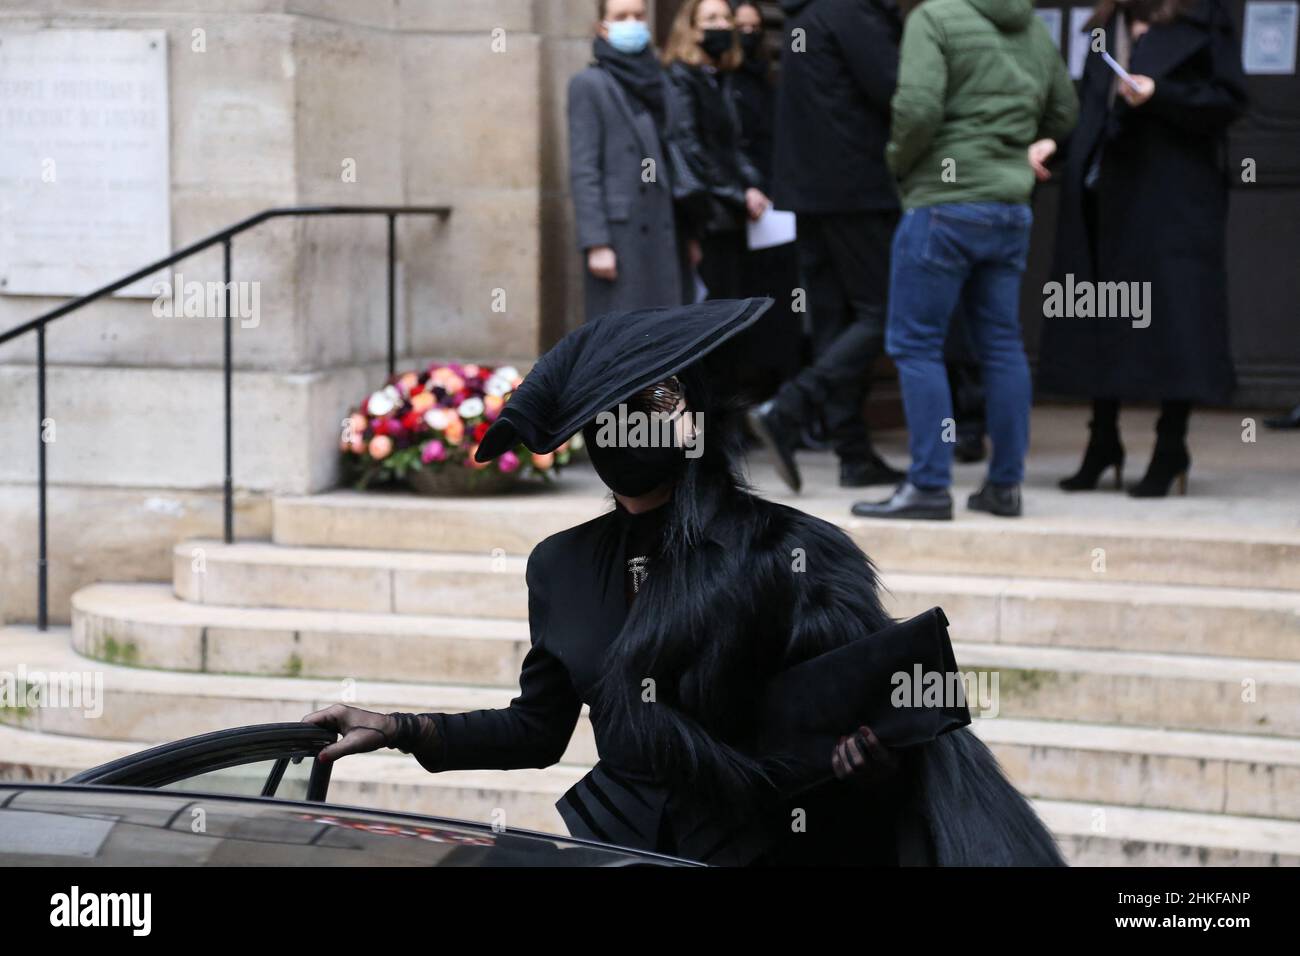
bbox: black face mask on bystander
[698,28,735,60]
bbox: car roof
[0,782,704,867]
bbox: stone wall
[0,0,601,622]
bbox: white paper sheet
[746,208,797,251]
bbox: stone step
[3,722,1295,865]
[170,540,1300,660]
[952,641,1300,738]
[10,621,1300,804]
[272,491,1300,590]
[172,540,530,618]
[73,583,532,685]
[63,576,1300,739]
[1039,800,1300,866]
[0,626,598,765]
[975,717,1300,822]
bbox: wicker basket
[406,463,521,496]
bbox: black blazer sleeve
[421,549,584,772]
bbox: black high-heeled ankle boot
[1059,401,1124,491]
[1128,401,1192,498]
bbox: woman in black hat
[304,299,1063,866]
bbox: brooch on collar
[626,556,650,594]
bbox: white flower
[484,374,512,397]
[367,387,399,417]
[495,366,520,382]
[424,408,451,430]
[457,397,485,419]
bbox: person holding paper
[1040,0,1247,498]
[662,0,772,302]
[728,0,803,396]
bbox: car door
[65,722,335,802]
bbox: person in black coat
[303,299,1066,867]
[747,0,906,493]
[1038,0,1247,497]
[727,0,803,397]
[661,0,772,302]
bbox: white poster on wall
[0,29,171,297]
[1036,8,1064,52]
[1068,7,1095,80]
[1243,1,1298,73]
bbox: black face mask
[698,28,735,60]
[583,419,686,497]
[738,30,761,60]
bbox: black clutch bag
[751,607,971,793]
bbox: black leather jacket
[664,60,764,236]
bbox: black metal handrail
[0,205,451,630]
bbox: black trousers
[772,209,899,462]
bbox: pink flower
[530,452,554,471]
[420,440,446,463]
[498,451,520,473]
[369,435,393,460]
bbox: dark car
[0,723,701,867]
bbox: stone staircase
[3,483,1299,865]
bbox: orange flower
[443,417,464,445]
[531,452,554,471]
[410,392,435,413]
[369,435,393,460]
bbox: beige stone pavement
[516,402,1300,540]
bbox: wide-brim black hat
[475,297,774,462]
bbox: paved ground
[523,402,1300,538]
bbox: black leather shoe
[851,482,953,520]
[746,400,802,493]
[967,481,1022,517]
[839,454,906,488]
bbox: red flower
[410,383,425,396]
[473,422,490,442]
[401,411,423,432]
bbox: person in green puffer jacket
[887,0,1078,209]
[852,0,1078,524]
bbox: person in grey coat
[568,0,695,323]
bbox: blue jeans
[885,202,1033,490]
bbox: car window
[158,753,314,800]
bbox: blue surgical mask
[605,19,651,54]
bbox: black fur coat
[425,486,1065,866]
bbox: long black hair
[587,356,852,814]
